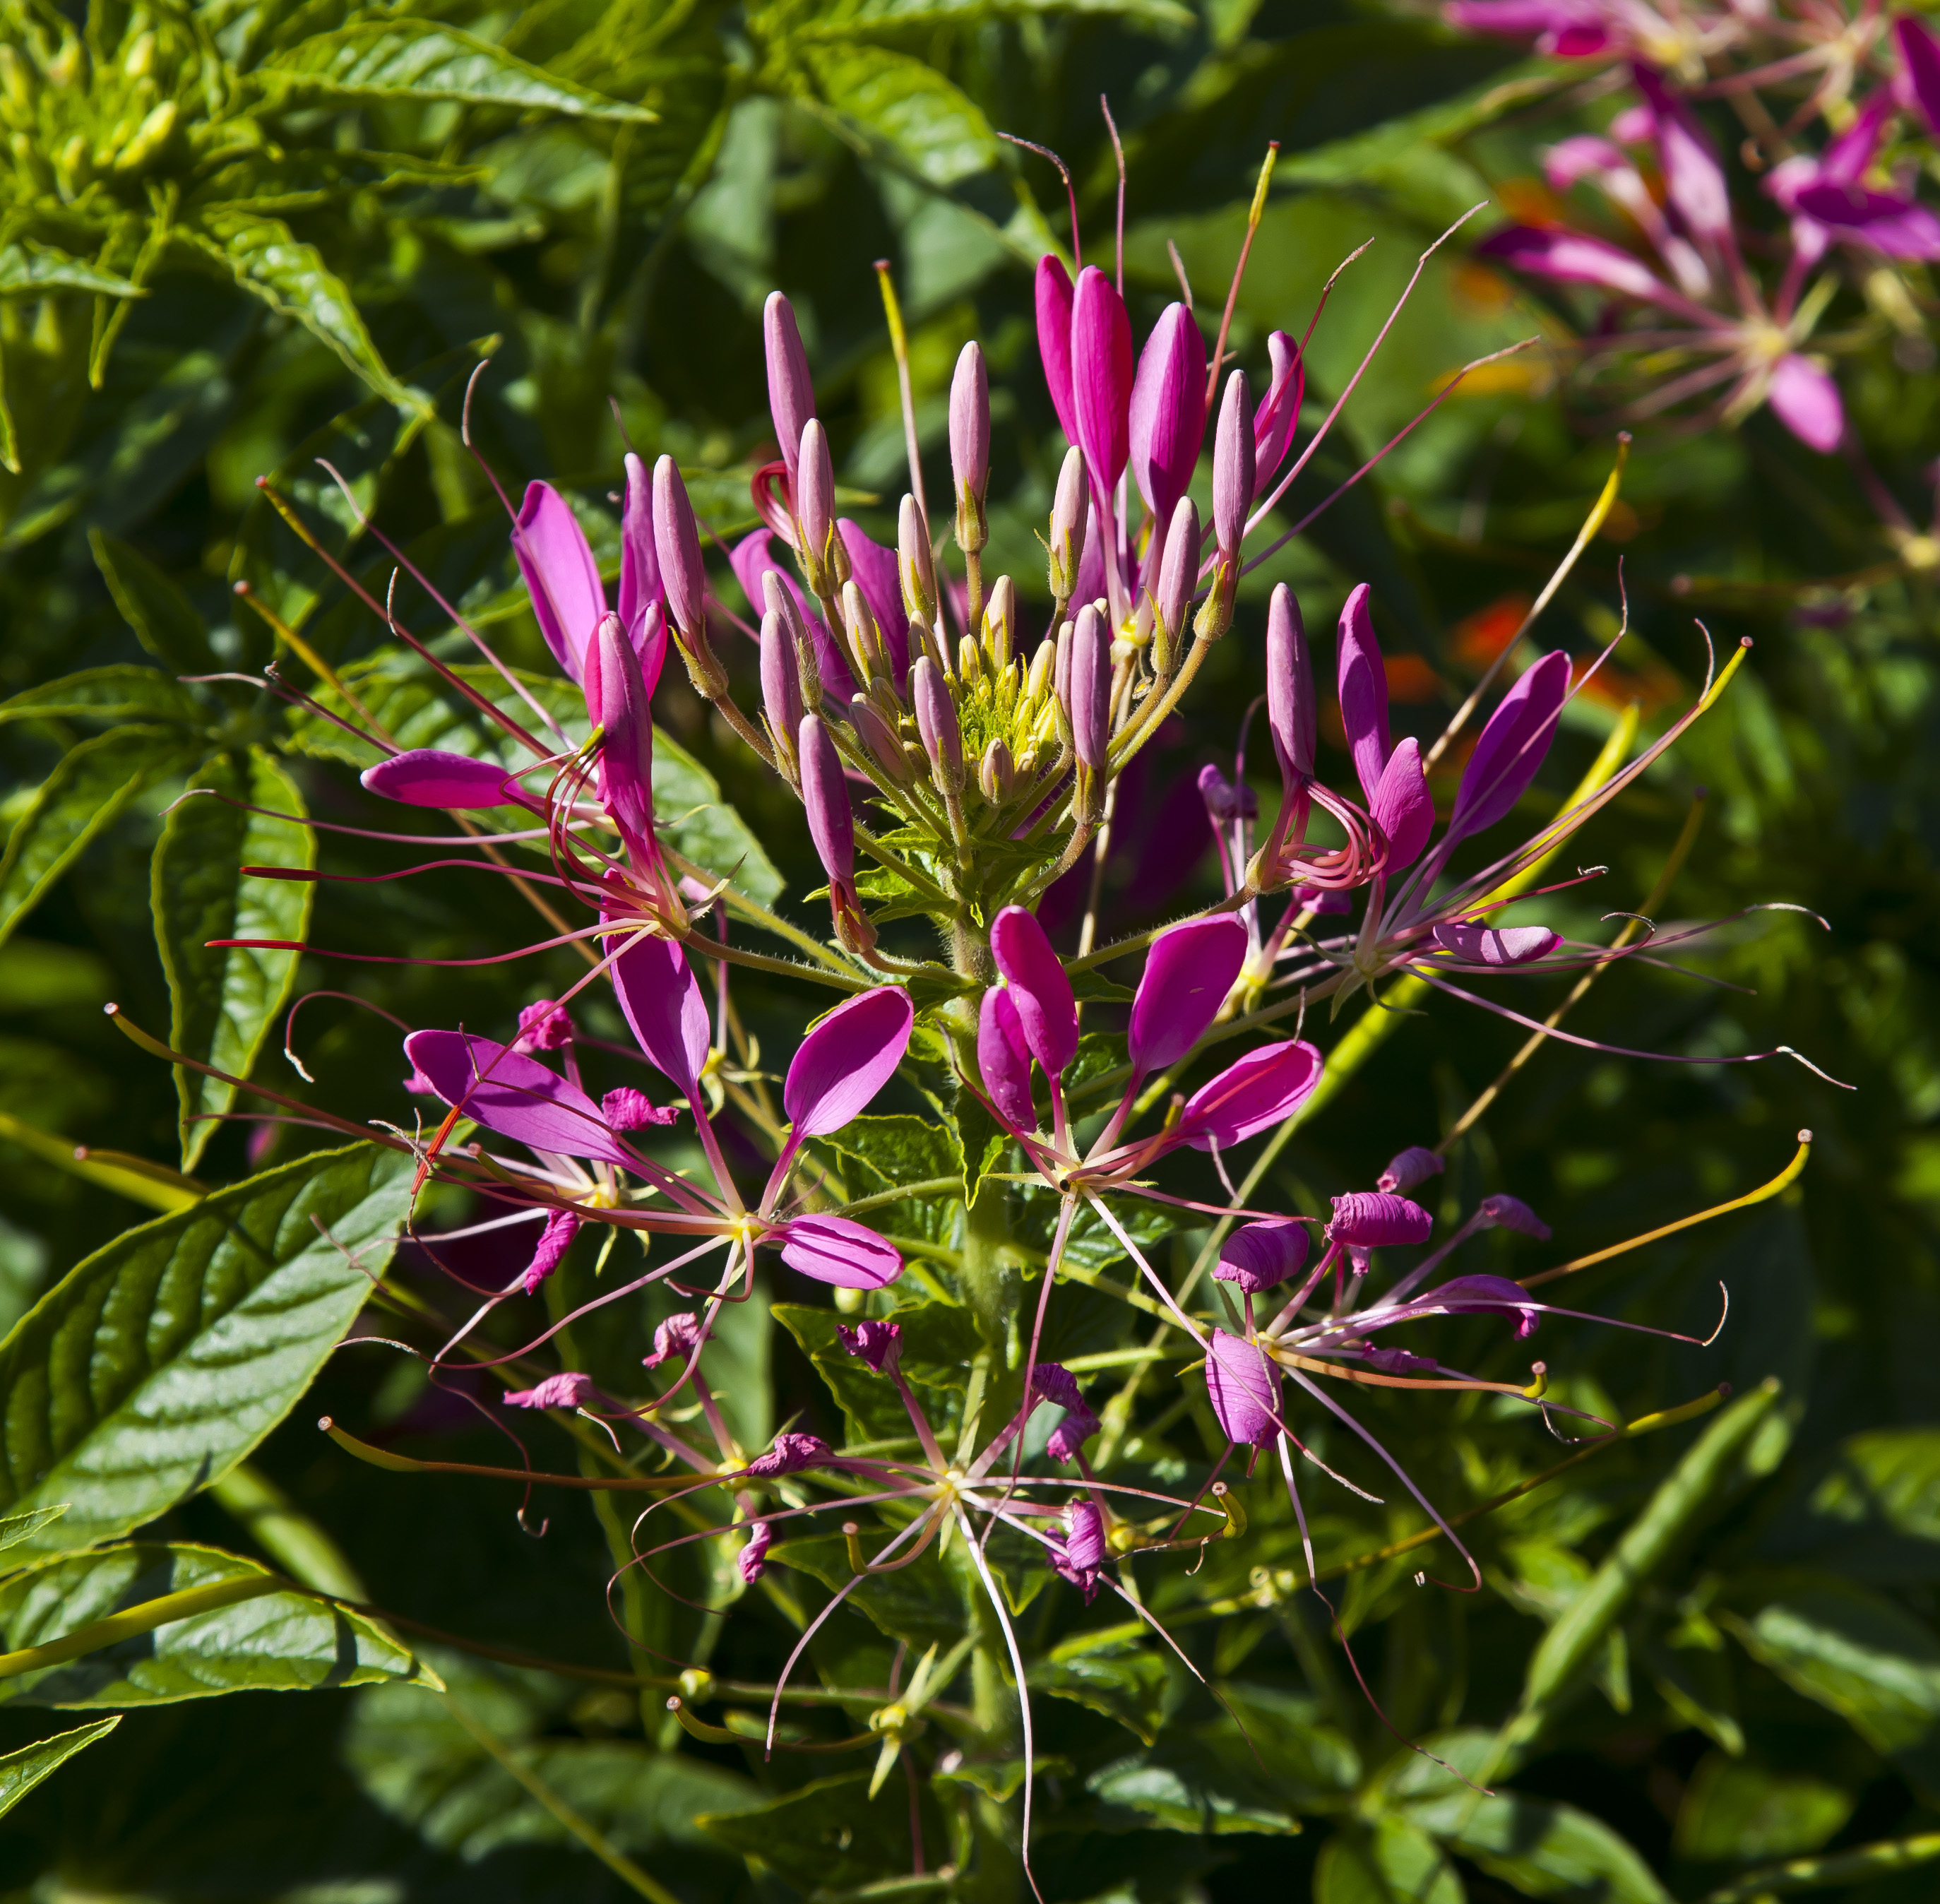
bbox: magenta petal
[1328,1191,1432,1246]
[1792,182,1940,261]
[1127,302,1208,522]
[1206,1329,1280,1446]
[618,452,662,646]
[361,749,532,811]
[1070,266,1134,496]
[1897,16,1940,138]
[1179,1040,1323,1150]
[1477,226,1676,304]
[610,929,711,1098]
[783,987,915,1138]
[978,986,1038,1133]
[1417,1273,1541,1338]
[1035,255,1080,448]
[1633,65,1732,246]
[590,612,655,845]
[1371,737,1433,870]
[1446,649,1571,847]
[1214,1218,1310,1294]
[1442,0,1607,50]
[1766,354,1846,452]
[1336,583,1391,802]
[1432,922,1560,965]
[1378,1146,1444,1194]
[989,905,1078,1078]
[1128,916,1248,1075]
[513,482,605,684]
[404,1030,633,1165]
[1251,331,1304,489]
[838,519,910,685]
[504,1369,598,1409]
[729,530,857,697]
[775,1213,904,1290]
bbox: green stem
[0,1576,280,1682]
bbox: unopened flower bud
[958,633,982,684]
[796,420,840,595]
[764,291,816,482]
[763,569,821,714]
[1266,583,1315,780]
[1213,367,1254,562]
[798,713,854,886]
[1152,495,1198,677]
[1067,603,1110,823]
[898,494,937,624]
[1047,445,1088,603]
[984,573,1016,672]
[1025,636,1056,710]
[950,340,989,556]
[842,578,884,682]
[761,609,803,779]
[852,693,912,785]
[652,456,705,640]
[912,656,963,790]
[978,737,1014,804]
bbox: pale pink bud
[796,419,838,590]
[761,609,803,773]
[1212,367,1254,561]
[852,693,913,785]
[1266,585,1314,780]
[1047,444,1089,601]
[950,340,990,549]
[1152,495,1198,670]
[898,494,937,623]
[1067,602,1110,772]
[651,457,704,638]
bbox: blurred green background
[1,1,1936,1898]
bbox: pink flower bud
[898,494,938,623]
[1067,602,1110,771]
[1266,584,1315,780]
[1214,1218,1311,1294]
[1128,302,1208,524]
[652,456,704,638]
[1377,1146,1444,1195]
[763,568,824,713]
[797,713,854,891]
[950,340,989,515]
[1211,367,1254,560]
[764,290,816,480]
[619,452,662,641]
[591,611,656,850]
[836,1318,903,1373]
[1206,1328,1280,1447]
[1047,445,1089,602]
[1153,495,1198,669]
[761,609,804,773]
[1071,266,1133,496]
[1477,1194,1551,1239]
[1252,331,1303,491]
[796,420,837,588]
[912,655,963,788]
[851,693,913,785]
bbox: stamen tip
[318,1415,333,1431]
[1798,1129,1813,1144]
[103,1002,119,1017]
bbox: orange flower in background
[1449,593,1533,669]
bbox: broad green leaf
[88,530,221,673]
[0,1716,119,1821]
[0,242,143,298]
[1086,1747,1303,1835]
[0,667,205,728]
[1041,1621,1173,1744]
[775,1300,978,1448]
[809,1114,963,1245]
[0,1504,68,1555]
[698,1770,944,1891]
[181,212,412,409]
[1722,1573,1940,1794]
[1403,1788,1670,1903]
[1672,1752,1853,1862]
[1316,1819,1465,1904]
[256,21,655,119]
[795,44,998,186]
[1215,1681,1364,1799]
[653,730,785,906]
[0,725,194,949]
[0,1542,428,1705]
[0,1143,412,1557]
[153,749,316,1170]
[1764,1427,1940,1583]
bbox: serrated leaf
[0,667,206,728]
[1041,1622,1173,1744]
[0,242,143,298]
[0,1542,429,1705]
[88,530,220,673]
[0,1504,68,1555]
[1402,1787,1670,1903]
[0,725,195,949]
[795,44,998,186]
[0,1142,412,1557]
[256,21,655,119]
[0,1715,119,1821]
[153,749,316,1170]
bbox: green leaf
[0,666,205,728]
[0,1505,68,1555]
[153,749,317,1170]
[794,44,999,186]
[1764,1427,1940,1583]
[0,242,143,298]
[256,22,655,119]
[0,1142,412,1557]
[88,530,221,673]
[1403,1788,1670,1903]
[775,1300,979,1448]
[1041,1620,1174,1744]
[1086,1747,1303,1836]
[1721,1573,1940,1795]
[1316,1819,1465,1904]
[181,212,413,409]
[697,1769,944,1891]
[0,725,194,949]
[770,1532,967,1650]
[0,1542,429,1705]
[0,1715,120,1821]
[810,1114,963,1245]
[1672,1752,1854,1862]
[653,730,785,906]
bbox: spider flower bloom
[1206,1328,1281,1447]
[765,290,816,482]
[1128,302,1208,528]
[1214,1218,1311,1294]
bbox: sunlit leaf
[0,1716,120,1821]
[89,530,222,674]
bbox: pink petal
[361,749,532,811]
[404,1030,633,1165]
[1070,266,1134,496]
[1371,737,1434,870]
[1251,331,1304,490]
[1633,66,1732,246]
[1793,182,1940,260]
[1432,922,1560,965]
[1897,16,1940,139]
[838,519,910,686]
[978,986,1037,1133]
[1442,0,1608,52]
[782,987,915,1137]
[1035,255,1080,448]
[1214,1218,1310,1294]
[1335,583,1391,801]
[589,612,655,847]
[1127,302,1208,522]
[1446,648,1571,847]
[1766,354,1845,453]
[1128,916,1248,1075]
[775,1213,904,1290]
[618,453,662,648]
[1542,134,1630,193]
[610,929,711,1098]
[989,906,1078,1078]
[1206,1328,1280,1446]
[1328,1191,1432,1246]
[1415,1273,1541,1338]
[1477,227,1677,304]
[728,530,857,698]
[504,1369,598,1409]
[513,482,605,683]
[1179,1040,1323,1150]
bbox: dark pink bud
[1336,584,1391,802]
[1128,302,1208,523]
[797,713,853,888]
[761,608,804,769]
[1371,737,1433,869]
[796,420,837,584]
[361,749,534,812]
[1445,649,1571,847]
[764,290,816,481]
[592,611,655,847]
[978,985,1038,1133]
[1211,367,1254,560]
[1432,922,1560,965]
[1215,1218,1311,1295]
[1377,1146,1444,1195]
[652,456,705,638]
[912,655,963,787]
[1067,602,1110,770]
[851,694,912,785]
[1070,266,1133,494]
[1252,331,1304,491]
[1327,1191,1432,1249]
[836,1317,903,1373]
[1206,1328,1280,1446]
[1179,1040,1323,1150]
[782,987,915,1138]
[504,1369,598,1409]
[523,1208,580,1295]
[619,453,662,643]
[1266,585,1315,780]
[643,1310,704,1369]
[1035,254,1080,448]
[989,905,1078,1078]
[1197,762,1257,826]
[517,999,576,1050]
[950,341,989,506]
[602,1086,670,1131]
[1424,1273,1542,1339]
[1129,915,1248,1076]
[1478,1194,1550,1239]
[742,1432,833,1477]
[513,481,605,682]
[739,1519,774,1582]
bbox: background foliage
[1,1,1938,1900]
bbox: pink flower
[1205,1329,1280,1447]
[522,1209,581,1295]
[504,1369,600,1409]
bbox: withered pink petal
[1377,1146,1444,1195]
[1432,922,1561,965]
[1206,1329,1280,1446]
[775,1213,904,1290]
[504,1367,597,1408]
[1328,1190,1432,1247]
[1418,1273,1542,1338]
[783,987,915,1137]
[1214,1218,1311,1294]
[405,1030,633,1165]
[1129,915,1248,1076]
[989,905,1078,1078]
[513,481,605,682]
